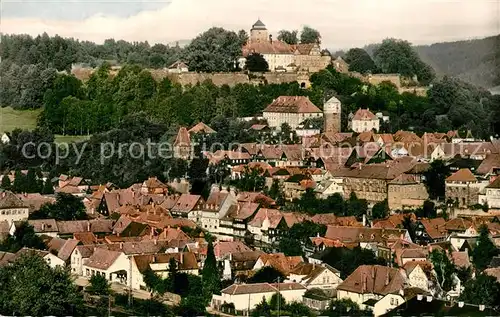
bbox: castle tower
[250,19,268,43]
[323,96,342,133]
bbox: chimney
[87,222,91,232]
[269,34,273,43]
[385,270,390,286]
[120,242,123,250]
[152,255,156,263]
[362,214,367,227]
[41,223,46,231]
[154,238,157,245]
[180,253,183,264]
[371,267,375,279]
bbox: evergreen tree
[472,225,499,271]
[371,199,389,219]
[245,53,269,72]
[41,178,54,194]
[202,240,221,298]
[12,170,27,193]
[0,175,11,190]
[25,168,40,193]
[86,274,110,295]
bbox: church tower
[250,19,268,43]
[323,96,342,133]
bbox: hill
[414,35,499,88]
[358,35,499,88]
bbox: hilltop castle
[241,19,332,73]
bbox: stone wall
[72,67,310,87]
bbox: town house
[0,191,29,225]
[211,282,306,315]
[287,262,343,293]
[131,252,198,290]
[332,164,412,203]
[349,108,380,133]
[263,96,323,130]
[336,265,407,309]
[387,174,429,210]
[445,168,481,208]
[200,187,237,236]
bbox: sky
[1,0,499,49]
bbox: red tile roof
[446,168,477,182]
[173,127,190,147]
[242,40,293,56]
[188,122,216,134]
[337,265,406,295]
[263,96,321,114]
[352,108,377,121]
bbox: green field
[0,107,92,143]
[0,106,41,133]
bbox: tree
[300,26,321,44]
[321,299,368,316]
[251,297,271,317]
[0,221,45,252]
[0,253,84,316]
[418,200,437,218]
[429,249,455,292]
[12,170,27,193]
[423,160,450,200]
[321,247,386,278]
[142,268,165,295]
[278,30,299,45]
[202,240,221,297]
[237,29,249,46]
[249,266,285,283]
[41,178,54,194]
[184,27,241,72]
[472,224,499,271]
[344,48,379,74]
[459,273,500,307]
[372,199,389,219]
[346,192,368,219]
[245,53,269,72]
[373,38,435,83]
[87,274,110,295]
[25,168,41,193]
[32,192,86,220]
[0,175,11,190]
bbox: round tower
[323,96,342,133]
[250,19,268,43]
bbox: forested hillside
[361,35,499,88]
[414,35,499,88]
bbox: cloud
[1,0,498,49]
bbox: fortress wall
[72,67,312,88]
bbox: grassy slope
[0,107,91,143]
[0,106,41,134]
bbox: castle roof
[242,40,293,56]
[252,19,267,30]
